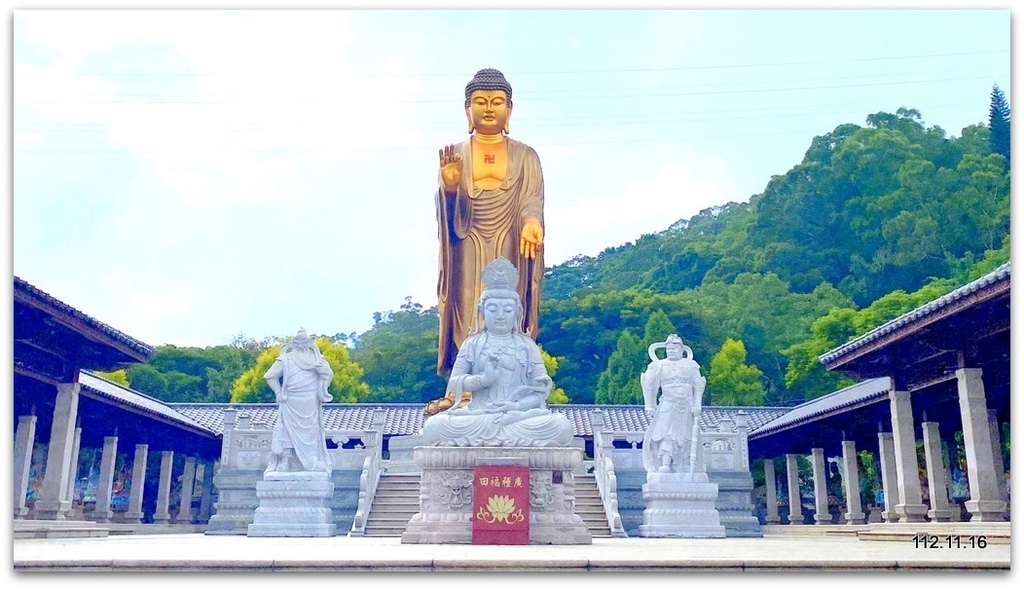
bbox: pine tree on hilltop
[989,83,1011,165]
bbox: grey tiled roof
[79,371,220,437]
[14,277,154,359]
[748,377,891,440]
[168,403,791,438]
[820,262,1010,366]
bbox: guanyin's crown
[480,257,520,300]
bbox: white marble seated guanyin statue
[421,257,574,447]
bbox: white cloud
[545,143,735,262]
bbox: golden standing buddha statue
[427,68,546,417]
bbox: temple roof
[820,262,1010,370]
[168,402,791,438]
[748,377,891,440]
[80,371,221,438]
[13,277,153,382]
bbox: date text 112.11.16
[914,534,988,549]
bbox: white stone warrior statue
[641,334,706,474]
[421,257,575,447]
[263,328,334,475]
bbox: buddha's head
[476,257,524,334]
[465,68,512,135]
[481,296,519,336]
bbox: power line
[67,49,1006,78]
[14,98,983,136]
[14,72,1003,106]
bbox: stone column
[153,450,174,523]
[176,456,197,524]
[125,444,149,524]
[987,409,1008,503]
[841,440,864,524]
[62,426,84,510]
[956,368,1007,521]
[92,436,119,523]
[763,459,781,524]
[13,415,38,519]
[877,432,899,522]
[34,382,81,520]
[921,421,951,522]
[198,461,215,523]
[785,454,803,524]
[810,448,830,524]
[888,388,927,522]
[941,440,961,522]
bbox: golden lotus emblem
[476,494,525,524]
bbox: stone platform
[247,471,336,537]
[401,446,592,545]
[640,471,726,538]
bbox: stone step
[370,497,417,508]
[13,520,110,539]
[362,474,421,536]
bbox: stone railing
[205,407,384,536]
[588,409,629,537]
[699,410,761,536]
[349,408,387,536]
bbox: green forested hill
[114,99,1011,409]
[538,105,1009,406]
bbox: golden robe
[435,137,544,374]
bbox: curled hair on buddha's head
[464,68,513,108]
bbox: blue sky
[9,6,1013,349]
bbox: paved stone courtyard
[12,527,1011,574]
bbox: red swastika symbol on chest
[484,154,495,164]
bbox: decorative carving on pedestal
[247,471,336,537]
[401,446,591,545]
[640,472,726,538]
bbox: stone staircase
[360,471,614,538]
[575,473,613,538]
[362,473,421,537]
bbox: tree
[706,338,765,406]
[350,298,447,404]
[781,308,859,402]
[642,309,677,347]
[93,369,129,387]
[594,330,646,404]
[123,344,260,402]
[988,84,1010,165]
[230,337,370,403]
[539,346,570,405]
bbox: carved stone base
[247,471,336,537]
[401,446,592,545]
[640,472,726,538]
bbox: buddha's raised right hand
[439,144,462,192]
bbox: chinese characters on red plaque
[472,464,530,544]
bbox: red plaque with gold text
[472,464,530,544]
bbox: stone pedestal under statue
[401,446,592,545]
[640,472,726,538]
[247,471,336,537]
